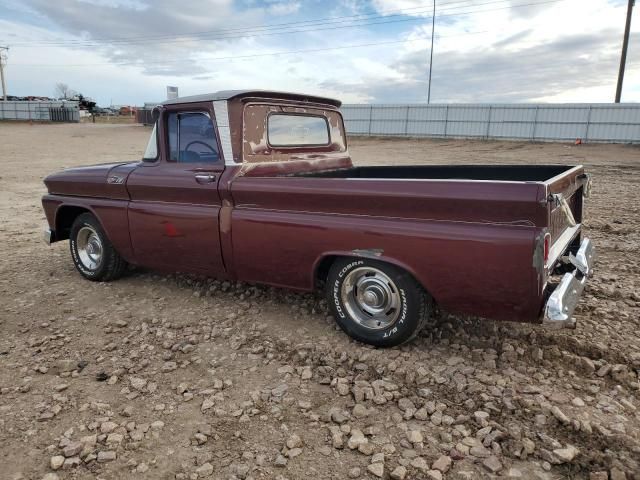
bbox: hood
[44,162,138,199]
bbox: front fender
[42,194,135,264]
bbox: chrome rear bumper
[543,237,594,328]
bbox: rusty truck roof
[160,90,341,107]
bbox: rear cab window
[268,114,329,147]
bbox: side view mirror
[152,106,162,122]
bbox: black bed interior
[295,165,573,182]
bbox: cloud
[1,0,639,105]
[267,1,301,15]
[322,27,640,103]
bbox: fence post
[585,105,592,143]
[486,105,492,140]
[444,105,449,137]
[531,105,539,142]
[404,105,410,135]
[368,105,373,136]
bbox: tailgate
[545,165,591,267]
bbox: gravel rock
[406,430,423,444]
[553,445,579,463]
[482,456,503,473]
[330,409,349,424]
[62,442,82,457]
[97,451,116,463]
[390,466,407,480]
[347,429,367,450]
[352,404,368,418]
[100,421,118,434]
[550,406,570,425]
[50,456,64,470]
[274,454,288,467]
[589,473,608,480]
[162,361,177,372]
[610,468,627,480]
[129,377,147,391]
[286,433,303,449]
[195,463,214,477]
[367,462,384,478]
[62,457,80,469]
[411,457,429,473]
[348,467,361,478]
[432,455,452,473]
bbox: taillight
[543,232,551,265]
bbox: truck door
[126,105,225,276]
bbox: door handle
[194,174,216,184]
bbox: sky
[1,0,639,106]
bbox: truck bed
[294,164,575,182]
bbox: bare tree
[55,82,75,99]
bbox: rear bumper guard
[543,237,594,328]
[44,228,56,245]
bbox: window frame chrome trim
[212,100,235,165]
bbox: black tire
[326,257,434,347]
[69,213,127,281]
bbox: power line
[6,0,580,72]
[8,0,566,48]
[6,0,507,47]
[12,33,623,74]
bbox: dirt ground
[0,122,638,480]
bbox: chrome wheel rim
[341,267,401,330]
[76,226,103,271]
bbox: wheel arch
[312,251,437,302]
[54,205,92,241]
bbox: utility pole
[427,0,435,104]
[615,0,635,103]
[0,46,8,101]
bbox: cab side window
[167,112,220,163]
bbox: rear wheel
[326,257,434,347]
[69,213,127,281]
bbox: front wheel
[326,257,434,347]
[69,213,127,281]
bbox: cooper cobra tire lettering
[325,257,434,348]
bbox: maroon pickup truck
[42,90,594,347]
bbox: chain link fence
[341,103,640,143]
[0,101,80,122]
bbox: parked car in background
[41,90,594,347]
